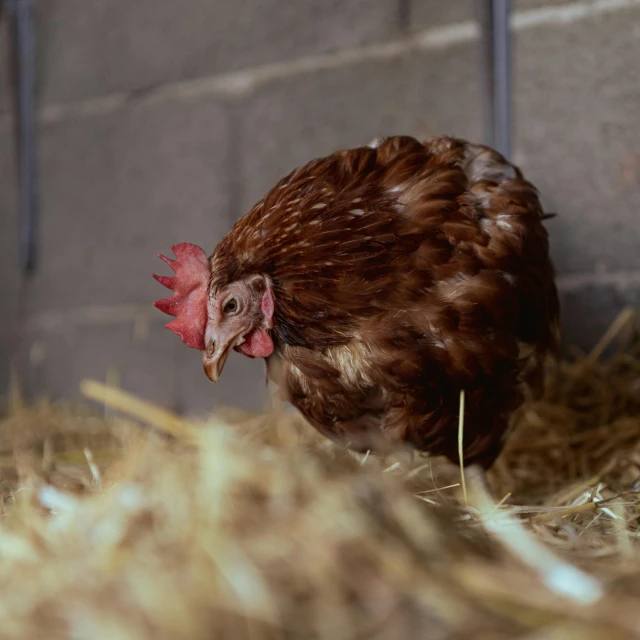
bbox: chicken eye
[223,298,238,314]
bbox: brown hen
[154,135,559,470]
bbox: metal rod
[477,0,513,160]
[477,0,495,150]
[10,0,38,273]
[492,0,512,159]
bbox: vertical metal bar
[477,0,495,150]
[10,0,38,273]
[492,0,512,160]
[477,0,513,160]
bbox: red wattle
[236,329,274,358]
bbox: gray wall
[1,0,639,414]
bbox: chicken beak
[201,322,249,382]
[202,340,233,383]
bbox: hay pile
[1,313,640,639]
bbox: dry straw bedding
[1,311,640,639]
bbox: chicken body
[204,135,559,468]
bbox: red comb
[153,243,210,350]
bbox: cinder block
[15,316,269,414]
[174,339,270,416]
[559,280,640,352]
[0,128,23,399]
[16,320,179,408]
[513,4,640,274]
[0,125,24,399]
[24,95,231,314]
[236,43,483,213]
[11,309,269,414]
[0,323,19,399]
[408,0,474,31]
[35,0,400,105]
[0,19,12,114]
[0,129,21,324]
[35,0,112,105]
[0,344,10,399]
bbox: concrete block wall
[1,0,639,413]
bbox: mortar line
[556,270,640,291]
[0,0,639,130]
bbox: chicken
[154,135,559,470]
